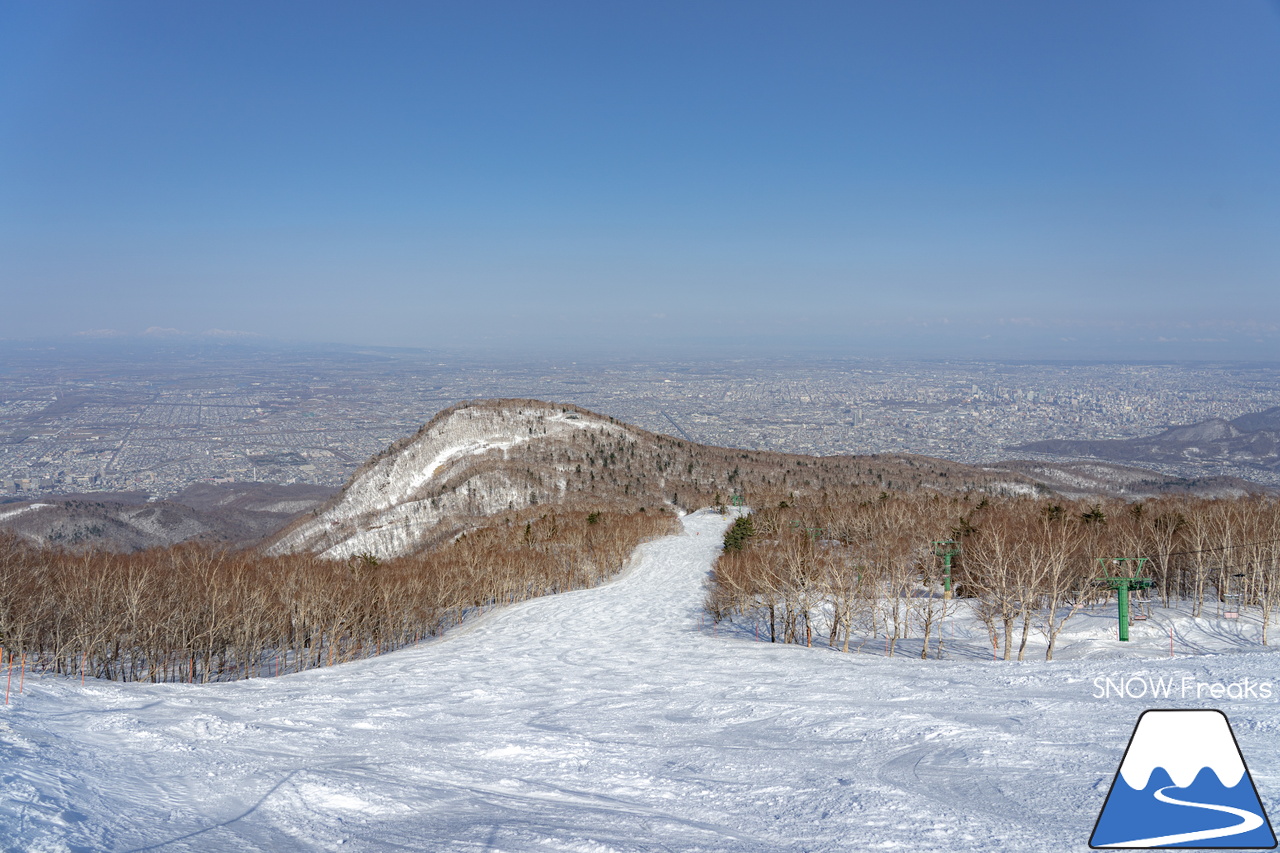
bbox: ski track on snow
[1,510,1276,852]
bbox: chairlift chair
[1223,572,1246,619]
[1132,586,1150,621]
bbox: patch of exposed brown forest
[0,507,674,683]
[707,489,1280,661]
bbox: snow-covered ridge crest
[265,400,632,560]
[0,503,49,522]
[263,397,1043,561]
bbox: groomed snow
[3,510,1279,852]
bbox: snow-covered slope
[4,510,1278,852]
[266,401,633,559]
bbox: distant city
[2,341,1278,499]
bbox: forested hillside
[708,489,1280,660]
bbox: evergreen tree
[722,516,755,551]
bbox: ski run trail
[3,509,1280,852]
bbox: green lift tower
[1097,557,1153,642]
[932,540,960,600]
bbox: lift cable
[1158,536,1280,560]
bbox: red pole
[5,651,12,705]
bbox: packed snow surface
[3,510,1280,852]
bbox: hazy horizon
[5,332,1280,374]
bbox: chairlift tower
[932,540,960,600]
[1097,557,1153,642]
[730,494,746,508]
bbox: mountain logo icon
[1091,709,1276,849]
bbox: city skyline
[3,342,1278,500]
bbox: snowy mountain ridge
[265,400,635,559]
[1013,405,1280,483]
[262,398,1056,561]
[0,484,335,551]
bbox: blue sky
[1,1,1277,359]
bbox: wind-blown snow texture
[3,510,1279,852]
